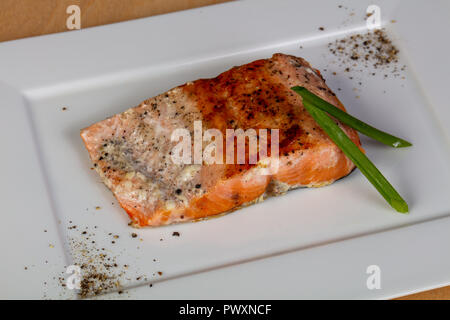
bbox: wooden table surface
[1,0,448,300]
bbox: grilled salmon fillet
[81,53,362,227]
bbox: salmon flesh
[81,53,362,227]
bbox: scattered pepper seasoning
[327,28,405,79]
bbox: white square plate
[1,0,450,299]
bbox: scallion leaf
[291,86,412,148]
[299,98,409,213]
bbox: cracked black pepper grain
[327,28,405,78]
